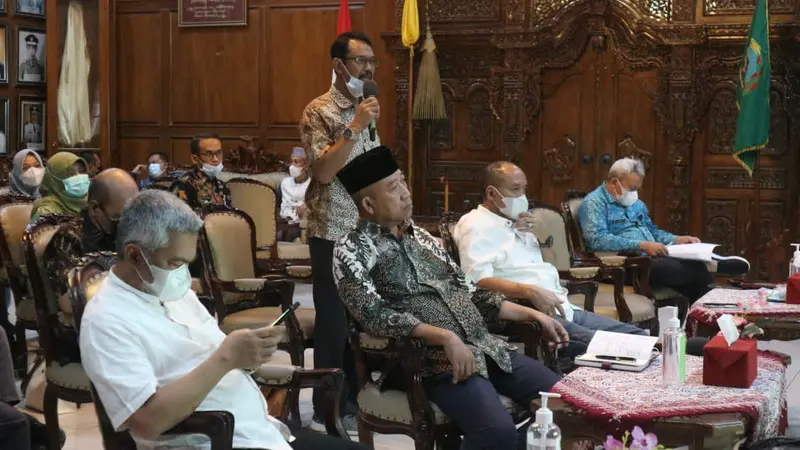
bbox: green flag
[733,0,770,177]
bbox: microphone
[362,80,379,141]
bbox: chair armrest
[564,280,599,313]
[164,411,234,450]
[253,365,348,439]
[215,277,295,310]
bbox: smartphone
[269,302,301,327]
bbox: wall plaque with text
[178,0,247,27]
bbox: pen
[595,355,636,362]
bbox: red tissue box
[787,273,800,305]
[703,336,757,388]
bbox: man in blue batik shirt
[579,157,749,302]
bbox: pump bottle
[527,392,561,450]
[790,244,800,277]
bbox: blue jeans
[558,309,648,347]
[423,351,560,450]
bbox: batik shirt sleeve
[579,193,642,252]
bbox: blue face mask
[148,163,162,179]
[62,174,90,198]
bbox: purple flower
[629,426,659,450]
[604,435,625,450]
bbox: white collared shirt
[279,176,310,221]
[453,205,577,321]
[79,270,293,450]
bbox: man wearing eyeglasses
[453,162,647,351]
[170,133,231,210]
[298,32,382,434]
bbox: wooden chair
[0,199,37,384]
[23,215,94,450]
[225,178,311,279]
[68,256,351,449]
[346,309,543,450]
[527,203,657,333]
[438,211,604,327]
[562,190,691,321]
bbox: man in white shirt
[280,147,311,222]
[79,190,366,450]
[453,162,647,347]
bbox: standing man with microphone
[299,31,381,434]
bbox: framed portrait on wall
[19,96,44,151]
[17,27,45,84]
[15,0,43,17]
[0,97,8,156]
[0,26,7,84]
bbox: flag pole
[408,50,414,201]
[752,149,761,268]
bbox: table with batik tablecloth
[537,353,788,449]
[686,288,800,340]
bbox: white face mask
[201,162,223,178]
[492,187,529,220]
[289,165,304,178]
[21,166,44,186]
[341,65,364,98]
[136,250,191,302]
[616,181,639,207]
[148,163,163,179]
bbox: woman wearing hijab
[4,150,45,199]
[30,152,89,221]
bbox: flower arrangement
[604,426,666,450]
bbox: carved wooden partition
[388,0,800,281]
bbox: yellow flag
[401,0,419,49]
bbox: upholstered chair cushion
[204,212,256,282]
[46,362,91,391]
[286,265,312,278]
[0,203,33,267]
[218,172,288,191]
[529,208,571,271]
[220,306,315,338]
[357,383,520,425]
[592,285,655,322]
[15,297,36,323]
[252,364,297,385]
[276,242,310,260]
[226,180,277,249]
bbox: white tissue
[716,314,740,346]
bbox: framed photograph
[0,27,7,84]
[17,27,44,84]
[0,97,8,156]
[19,96,44,151]
[15,0,43,18]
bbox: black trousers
[309,238,358,418]
[649,257,714,303]
[0,402,30,450]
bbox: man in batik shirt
[332,146,566,450]
[170,133,231,209]
[42,169,139,365]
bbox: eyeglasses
[345,56,380,68]
[199,151,223,160]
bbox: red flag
[337,0,351,35]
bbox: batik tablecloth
[686,288,800,337]
[551,353,787,441]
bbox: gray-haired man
[579,157,749,302]
[80,190,366,450]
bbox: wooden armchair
[562,190,690,321]
[346,310,540,450]
[528,203,657,333]
[0,199,35,381]
[23,215,94,450]
[225,178,311,280]
[0,194,31,376]
[68,256,350,449]
[437,211,603,330]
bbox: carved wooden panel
[543,135,576,182]
[704,0,793,16]
[616,134,653,170]
[430,87,456,152]
[705,167,786,189]
[703,200,737,256]
[707,89,737,155]
[757,202,786,279]
[466,85,494,152]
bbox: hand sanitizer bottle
[790,244,800,277]
[527,392,561,449]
